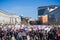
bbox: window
[38,9,46,16]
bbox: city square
[0,0,60,40]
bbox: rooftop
[38,5,60,9]
[0,9,16,15]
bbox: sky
[0,0,60,19]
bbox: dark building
[48,7,60,24]
[38,5,60,16]
[38,5,60,25]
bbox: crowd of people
[0,25,60,40]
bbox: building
[38,5,59,16]
[0,10,21,25]
[48,7,60,24]
[38,15,48,24]
[21,17,29,25]
[38,5,60,25]
[29,18,37,25]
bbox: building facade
[38,15,48,24]
[48,7,60,24]
[38,5,59,16]
[0,10,21,25]
[38,5,60,24]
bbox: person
[16,34,20,40]
[29,29,35,40]
[14,31,18,39]
[26,33,30,40]
[39,30,43,40]
[43,30,47,40]
[0,28,2,40]
[48,30,54,40]
[18,31,23,40]
[6,31,11,40]
[22,30,27,40]
[11,35,16,40]
[57,33,60,40]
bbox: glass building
[38,5,60,24]
[38,5,59,16]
